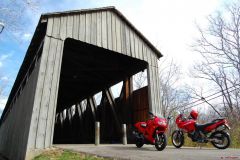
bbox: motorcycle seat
[212,117,225,122]
[195,122,215,131]
[140,123,147,128]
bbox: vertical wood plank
[146,46,152,65]
[66,15,73,38]
[150,50,155,66]
[90,12,97,45]
[16,76,31,159]
[52,17,60,38]
[147,64,161,115]
[35,37,58,148]
[49,40,64,145]
[96,12,102,47]
[107,11,112,50]
[60,16,67,40]
[28,36,51,149]
[111,13,117,52]
[46,18,54,36]
[121,23,127,55]
[85,13,91,43]
[138,39,143,60]
[45,39,63,147]
[142,44,147,62]
[154,65,161,115]
[129,30,135,58]
[8,97,19,158]
[79,14,86,42]
[147,65,153,113]
[115,16,122,53]
[152,66,157,114]
[134,33,139,58]
[125,25,131,56]
[73,14,79,40]
[15,83,27,159]
[101,11,107,49]
[24,61,40,151]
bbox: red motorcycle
[133,112,169,151]
[172,109,231,149]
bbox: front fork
[177,130,184,137]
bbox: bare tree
[193,0,240,119]
[159,58,191,117]
[132,57,191,117]
[133,70,147,90]
[0,0,39,37]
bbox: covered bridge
[0,6,162,160]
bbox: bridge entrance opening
[53,38,149,144]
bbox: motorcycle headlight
[158,121,166,126]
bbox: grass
[33,149,107,160]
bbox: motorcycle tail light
[225,123,231,130]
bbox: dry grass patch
[33,148,106,160]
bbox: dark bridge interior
[53,38,149,144]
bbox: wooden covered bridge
[0,7,162,160]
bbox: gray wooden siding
[45,11,158,64]
[0,59,41,160]
[147,64,162,115]
[27,10,161,150]
[0,9,161,159]
[27,36,64,150]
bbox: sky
[0,0,229,115]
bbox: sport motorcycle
[133,112,169,151]
[172,109,231,149]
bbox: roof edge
[42,6,116,18]
[41,6,163,58]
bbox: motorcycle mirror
[148,111,154,116]
[167,116,172,120]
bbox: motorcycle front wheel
[136,138,144,148]
[135,132,144,148]
[155,133,167,151]
[172,130,184,148]
[211,131,230,149]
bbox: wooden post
[95,121,100,145]
[121,77,133,123]
[122,124,127,145]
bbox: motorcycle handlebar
[148,111,154,116]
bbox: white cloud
[118,0,220,64]
[76,0,222,73]
[0,96,7,111]
[1,76,8,81]
[0,53,11,61]
[107,0,222,90]
[22,33,32,41]
[0,53,12,68]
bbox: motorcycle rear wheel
[211,131,230,149]
[172,130,184,148]
[155,133,167,151]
